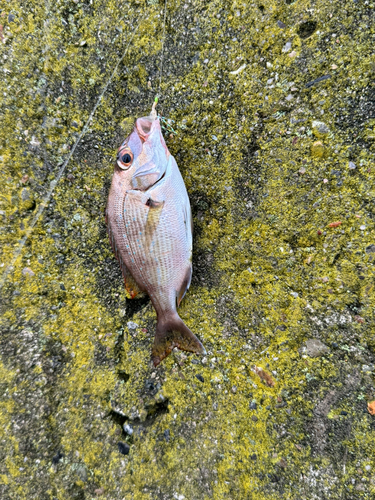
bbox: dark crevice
[346,298,362,314]
[145,398,169,419]
[107,398,170,441]
[298,20,317,39]
[108,409,128,429]
[117,370,130,383]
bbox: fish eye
[117,149,133,170]
[122,153,132,164]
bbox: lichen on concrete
[0,0,375,498]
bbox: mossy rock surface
[0,0,375,498]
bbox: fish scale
[106,110,205,366]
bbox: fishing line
[159,0,168,94]
[153,0,168,113]
[0,18,141,290]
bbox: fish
[106,104,206,366]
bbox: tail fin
[152,313,206,367]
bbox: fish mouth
[136,116,156,138]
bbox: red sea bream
[106,106,206,366]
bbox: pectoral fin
[146,198,164,210]
[144,198,164,249]
[126,190,164,210]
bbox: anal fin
[177,266,192,307]
[119,257,145,299]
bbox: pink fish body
[106,111,205,366]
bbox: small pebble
[231,386,237,394]
[164,429,170,442]
[301,339,329,357]
[360,225,366,230]
[249,402,257,410]
[123,424,133,436]
[323,178,328,183]
[22,267,35,276]
[312,120,330,138]
[8,14,15,23]
[348,161,356,170]
[229,63,246,75]
[52,451,64,465]
[127,321,138,330]
[277,20,286,28]
[252,415,258,422]
[311,141,326,158]
[117,442,130,455]
[288,51,297,58]
[282,42,292,53]
[21,187,35,210]
[195,374,204,383]
[251,454,257,460]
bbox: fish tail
[152,313,206,367]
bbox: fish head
[116,113,170,191]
